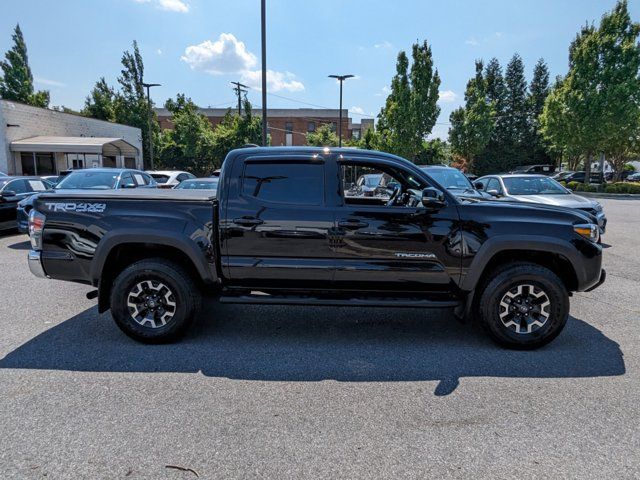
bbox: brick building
[0,100,143,175]
[155,107,374,146]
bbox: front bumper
[28,250,47,278]
[584,269,606,292]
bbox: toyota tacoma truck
[26,147,605,349]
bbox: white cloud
[374,40,393,49]
[182,33,257,74]
[466,32,504,47]
[375,85,391,97]
[156,48,163,55]
[350,106,365,115]
[241,69,304,93]
[34,77,66,87]
[438,90,457,103]
[133,0,189,13]
[465,37,479,46]
[182,33,304,92]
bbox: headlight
[593,202,603,212]
[574,223,599,242]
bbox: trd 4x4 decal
[44,202,107,213]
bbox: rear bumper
[28,250,47,278]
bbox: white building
[0,99,143,175]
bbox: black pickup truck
[26,147,605,349]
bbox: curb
[574,191,640,200]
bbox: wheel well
[98,243,203,313]
[477,249,578,293]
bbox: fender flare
[460,235,583,291]
[91,229,217,286]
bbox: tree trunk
[584,152,592,185]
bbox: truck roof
[38,188,216,201]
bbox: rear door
[221,155,335,288]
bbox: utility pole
[261,0,268,146]
[230,81,248,115]
[142,82,161,169]
[328,74,354,147]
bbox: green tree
[527,59,552,164]
[156,94,216,175]
[476,57,507,174]
[541,1,640,183]
[415,138,451,165]
[113,41,157,168]
[448,61,494,172]
[306,123,339,147]
[0,24,49,107]
[82,77,116,122]
[378,40,440,160]
[502,53,529,170]
[209,99,262,167]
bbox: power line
[230,81,249,115]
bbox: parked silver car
[475,174,607,233]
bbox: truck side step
[219,290,460,308]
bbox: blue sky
[1,0,638,138]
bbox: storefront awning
[10,136,138,156]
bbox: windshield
[503,176,568,195]
[0,179,9,189]
[175,179,218,190]
[56,171,119,189]
[150,174,170,184]
[363,174,382,187]
[423,168,473,190]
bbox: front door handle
[233,217,264,226]
[338,219,369,229]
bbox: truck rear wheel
[110,258,201,343]
[478,262,569,350]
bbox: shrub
[604,185,619,193]
[566,181,579,191]
[575,183,585,191]
[625,182,640,194]
[584,184,598,192]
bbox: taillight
[29,209,46,250]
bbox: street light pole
[261,0,268,146]
[328,74,354,147]
[142,82,161,169]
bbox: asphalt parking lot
[0,198,639,479]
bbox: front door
[222,155,335,288]
[0,179,32,230]
[332,159,461,292]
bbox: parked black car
[16,168,157,233]
[0,176,52,232]
[510,164,556,175]
[27,147,605,350]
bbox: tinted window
[242,162,323,205]
[6,179,28,194]
[151,174,170,184]
[486,178,501,193]
[120,173,135,187]
[423,168,472,190]
[176,179,219,190]
[503,177,568,195]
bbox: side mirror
[121,182,137,189]
[486,189,500,197]
[474,182,484,190]
[0,190,16,199]
[421,187,446,209]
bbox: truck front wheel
[110,258,201,343]
[478,262,570,350]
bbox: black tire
[110,258,201,343]
[478,262,569,350]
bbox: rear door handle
[338,219,369,229]
[233,217,264,226]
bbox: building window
[330,122,337,132]
[307,122,316,132]
[285,122,294,134]
[66,153,85,170]
[20,152,55,175]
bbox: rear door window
[242,162,324,205]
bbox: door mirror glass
[421,187,445,209]
[0,190,16,198]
